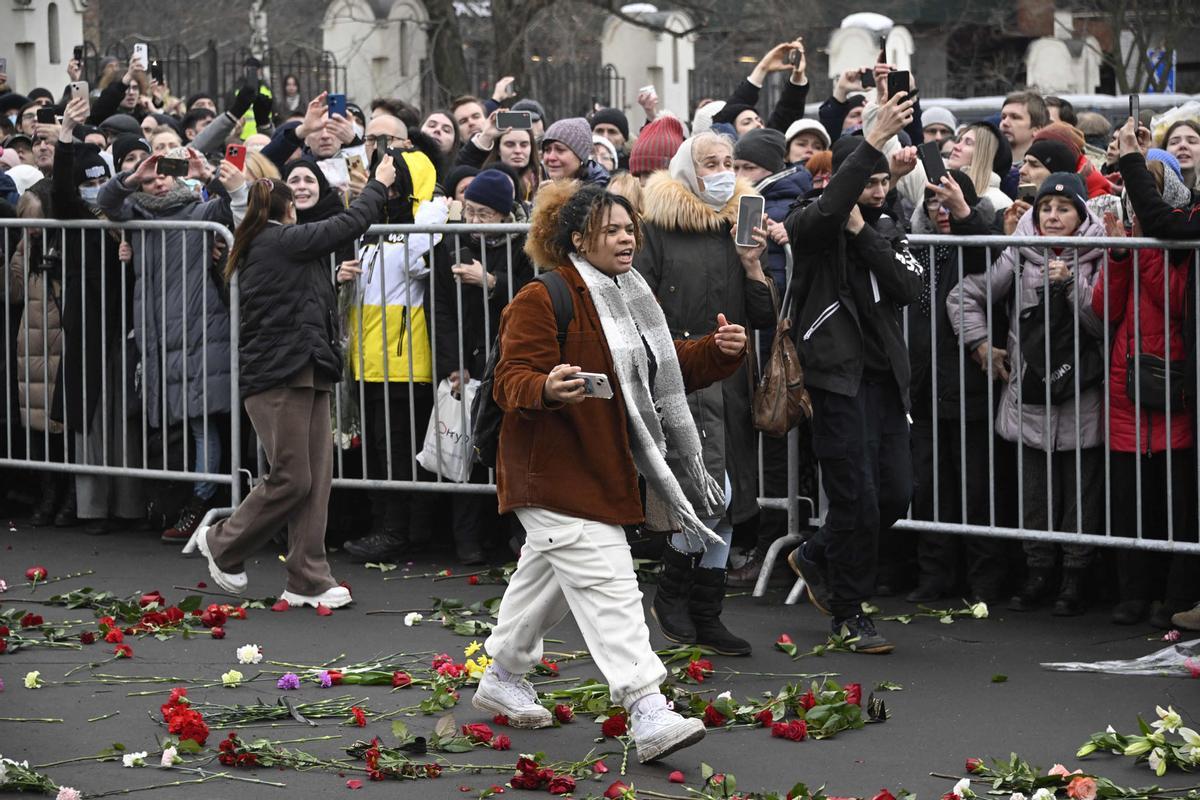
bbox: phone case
[327,94,347,117]
[735,197,765,247]
[225,145,246,171]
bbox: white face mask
[79,185,101,204]
[698,170,736,207]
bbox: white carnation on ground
[236,644,263,665]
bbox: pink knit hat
[629,115,685,177]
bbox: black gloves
[229,85,256,119]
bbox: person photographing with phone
[783,89,922,654]
[474,181,747,763]
[194,153,397,608]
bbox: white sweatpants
[484,507,667,710]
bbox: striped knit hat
[629,115,686,177]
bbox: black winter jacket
[235,180,387,399]
[431,231,533,383]
[784,140,924,408]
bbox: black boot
[343,528,409,562]
[30,473,58,527]
[1052,568,1087,616]
[53,480,78,527]
[650,547,697,644]
[689,567,752,656]
[1008,566,1054,612]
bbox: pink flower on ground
[1048,765,1072,778]
[1163,630,1181,642]
[1067,776,1098,800]
[56,789,82,800]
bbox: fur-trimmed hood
[640,171,758,233]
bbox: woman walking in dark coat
[195,155,396,609]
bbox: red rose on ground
[844,683,862,706]
[554,704,574,723]
[114,644,133,658]
[210,626,225,639]
[593,761,609,774]
[139,591,165,607]
[392,671,412,688]
[25,566,47,581]
[604,781,632,799]
[702,703,727,727]
[492,734,511,751]
[771,720,808,741]
[669,770,686,783]
[493,714,510,726]
[468,575,480,585]
[0,625,8,636]
[873,790,897,800]
[104,628,124,643]
[271,599,289,612]
[352,707,367,727]
[165,607,185,623]
[547,775,575,795]
[540,657,558,673]
[798,690,817,710]
[966,758,983,774]
[515,757,539,775]
[80,630,96,645]
[462,722,494,743]
[777,633,793,644]
[510,773,541,790]
[327,670,343,685]
[200,608,226,628]
[601,714,627,738]
[20,613,44,628]
[755,709,774,727]
[347,778,363,789]
[97,616,115,629]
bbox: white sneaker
[196,525,247,595]
[471,665,553,729]
[280,586,353,609]
[630,704,706,763]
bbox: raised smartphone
[735,195,766,248]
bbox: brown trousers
[208,384,335,596]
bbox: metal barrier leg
[754,531,803,597]
[181,506,236,555]
[785,575,808,605]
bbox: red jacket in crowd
[1092,247,1194,453]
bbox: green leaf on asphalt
[992,674,1008,683]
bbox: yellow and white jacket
[347,199,449,383]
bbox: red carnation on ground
[25,566,47,581]
[351,707,367,727]
[200,607,226,628]
[104,627,124,643]
[392,671,412,688]
[79,630,96,645]
[468,575,480,585]
[601,713,628,738]
[844,683,862,706]
[873,790,897,800]
[210,626,226,639]
[114,644,133,658]
[554,704,574,723]
[685,658,714,683]
[492,734,511,751]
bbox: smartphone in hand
[1129,93,1140,123]
[575,372,614,399]
[156,157,189,177]
[496,110,532,130]
[327,93,347,118]
[860,69,876,89]
[70,81,89,101]
[888,70,911,99]
[735,195,765,247]
[918,141,948,186]
[224,143,247,172]
[132,43,148,68]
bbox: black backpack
[470,270,574,468]
[1018,282,1104,405]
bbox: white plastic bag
[416,379,478,483]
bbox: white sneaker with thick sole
[471,666,553,729]
[631,705,706,763]
[280,586,353,609]
[196,526,247,595]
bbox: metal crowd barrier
[6,218,1200,594]
[0,218,242,507]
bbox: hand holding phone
[860,68,876,89]
[918,141,948,185]
[735,195,766,247]
[575,371,614,399]
[224,143,247,172]
[496,110,532,131]
[132,43,148,69]
[1129,93,1140,124]
[888,70,911,99]
[156,157,189,177]
[327,93,347,118]
[150,59,163,83]
[36,107,57,125]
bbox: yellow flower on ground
[465,655,491,680]
[222,669,244,688]
[24,670,42,689]
[464,640,482,658]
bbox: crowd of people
[3,38,1200,752]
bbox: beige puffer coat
[9,239,65,433]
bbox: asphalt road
[0,520,1194,799]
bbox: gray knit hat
[734,128,786,174]
[541,117,593,163]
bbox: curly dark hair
[525,181,642,267]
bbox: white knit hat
[783,118,831,149]
[691,100,726,135]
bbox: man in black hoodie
[783,91,920,654]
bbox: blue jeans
[191,417,221,500]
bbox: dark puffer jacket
[235,180,388,399]
[758,166,813,294]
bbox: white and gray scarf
[569,253,724,547]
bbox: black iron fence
[79,40,345,109]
